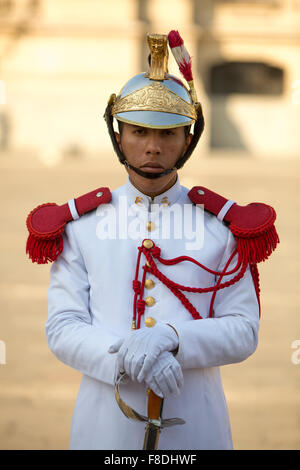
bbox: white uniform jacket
[46,176,260,450]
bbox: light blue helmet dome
[111,72,197,129]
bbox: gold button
[135,196,143,205]
[146,261,151,268]
[145,296,155,307]
[161,196,170,207]
[143,239,153,249]
[145,279,155,289]
[146,221,156,232]
[145,317,156,328]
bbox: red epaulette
[26,187,112,264]
[188,186,279,265]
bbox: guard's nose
[145,132,162,155]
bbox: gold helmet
[104,31,204,179]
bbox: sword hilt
[143,317,164,450]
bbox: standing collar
[125,175,182,209]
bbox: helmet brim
[115,110,195,129]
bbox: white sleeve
[173,230,260,370]
[45,221,121,385]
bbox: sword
[114,317,185,450]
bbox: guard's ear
[184,133,193,154]
[114,132,122,152]
[187,133,193,145]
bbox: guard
[26,30,279,450]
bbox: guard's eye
[163,130,175,136]
[133,128,146,135]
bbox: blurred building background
[0,0,299,165]
[0,1,300,451]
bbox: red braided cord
[152,249,242,277]
[143,263,202,320]
[132,248,143,326]
[132,244,201,327]
[143,247,243,294]
[132,241,248,327]
[249,263,261,317]
[137,265,147,329]
[132,280,140,325]
[208,249,247,318]
[145,247,247,320]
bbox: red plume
[168,30,193,83]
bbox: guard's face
[115,123,192,197]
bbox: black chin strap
[104,102,204,179]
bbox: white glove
[144,351,183,398]
[108,323,179,383]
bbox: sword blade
[143,421,161,450]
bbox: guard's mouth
[141,162,165,173]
